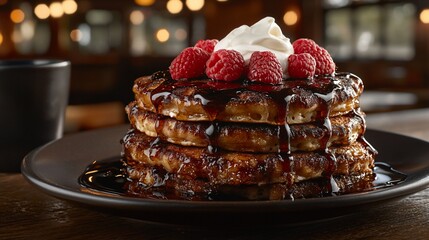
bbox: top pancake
[133,71,363,125]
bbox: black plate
[21,125,429,226]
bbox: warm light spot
[50,2,64,18]
[420,9,429,24]
[175,28,187,41]
[156,28,170,42]
[167,0,183,14]
[130,10,144,25]
[70,29,82,42]
[62,0,78,15]
[12,30,23,43]
[10,9,25,24]
[20,21,35,39]
[217,0,228,2]
[0,32,3,46]
[135,0,155,6]
[186,0,205,11]
[283,10,298,26]
[34,4,50,19]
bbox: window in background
[149,14,187,56]
[70,9,123,55]
[384,3,415,60]
[325,8,353,59]
[324,1,416,61]
[129,9,148,56]
[354,5,382,59]
[11,2,50,55]
[1,2,204,58]
[70,9,122,55]
[129,9,190,57]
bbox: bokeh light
[130,10,144,25]
[62,0,78,15]
[283,10,298,26]
[34,4,50,20]
[50,2,64,18]
[10,9,25,24]
[186,0,205,11]
[135,0,155,6]
[167,0,183,14]
[156,28,170,42]
[175,28,187,41]
[420,9,429,24]
[70,29,82,42]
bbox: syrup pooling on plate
[79,158,127,195]
[79,159,406,200]
[373,162,408,188]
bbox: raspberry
[195,39,219,54]
[247,51,283,84]
[205,49,245,81]
[292,38,335,75]
[288,53,316,79]
[293,38,318,55]
[169,47,210,80]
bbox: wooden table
[1,109,429,240]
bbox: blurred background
[1,0,428,132]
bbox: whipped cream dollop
[214,17,294,74]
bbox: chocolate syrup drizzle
[145,71,367,183]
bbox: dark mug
[0,60,70,172]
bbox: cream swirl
[214,17,294,74]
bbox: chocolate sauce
[79,158,407,200]
[145,72,360,156]
[276,93,293,154]
[79,158,127,195]
[372,162,406,188]
[148,71,348,123]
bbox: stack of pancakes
[122,71,377,200]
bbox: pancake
[122,129,376,186]
[133,71,363,125]
[127,101,366,152]
[126,170,375,200]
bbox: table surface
[2,108,429,240]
